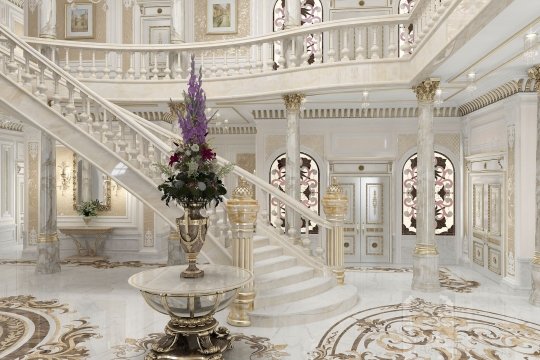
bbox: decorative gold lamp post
[226,178,259,326]
[322,177,348,285]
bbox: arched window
[273,0,323,67]
[402,151,455,235]
[398,0,415,57]
[269,152,320,234]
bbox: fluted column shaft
[283,94,304,242]
[411,78,440,291]
[39,0,56,39]
[36,133,61,274]
[528,64,540,305]
[171,0,185,43]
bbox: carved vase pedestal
[129,265,253,360]
[177,202,208,278]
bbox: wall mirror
[72,154,111,211]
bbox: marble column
[36,133,61,274]
[528,64,540,306]
[283,93,304,243]
[411,78,440,292]
[284,0,301,29]
[170,0,185,43]
[38,0,56,39]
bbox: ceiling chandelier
[524,32,539,65]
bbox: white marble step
[253,235,270,248]
[255,277,334,308]
[255,265,314,291]
[254,245,283,262]
[250,285,358,327]
[254,255,296,276]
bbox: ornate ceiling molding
[0,115,23,132]
[459,78,537,116]
[253,107,461,120]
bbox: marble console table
[58,226,112,262]
[129,264,253,360]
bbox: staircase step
[250,285,358,327]
[254,255,296,276]
[255,266,314,291]
[253,235,269,248]
[256,277,334,308]
[254,245,283,262]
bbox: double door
[470,174,504,277]
[333,176,391,264]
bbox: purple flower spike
[178,55,209,144]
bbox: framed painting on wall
[207,0,237,34]
[65,3,94,39]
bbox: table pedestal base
[146,316,232,360]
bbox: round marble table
[129,264,252,360]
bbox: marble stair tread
[255,265,314,290]
[254,245,283,261]
[253,235,270,247]
[249,285,359,327]
[254,255,297,275]
[255,277,334,308]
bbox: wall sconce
[111,181,121,197]
[57,161,71,196]
[524,32,538,65]
[361,90,370,109]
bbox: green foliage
[76,199,101,217]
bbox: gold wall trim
[37,233,59,243]
[459,78,537,116]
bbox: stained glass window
[398,0,415,57]
[269,152,320,234]
[273,0,323,67]
[402,151,455,235]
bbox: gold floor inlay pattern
[111,333,289,359]
[310,297,540,360]
[0,295,101,359]
[0,259,166,269]
[345,266,480,293]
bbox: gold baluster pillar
[227,178,259,326]
[322,177,348,285]
[528,64,540,306]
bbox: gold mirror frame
[72,154,111,212]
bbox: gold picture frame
[65,3,95,39]
[207,0,237,34]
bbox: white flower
[191,144,199,152]
[185,150,191,156]
[197,182,207,191]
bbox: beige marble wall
[397,133,460,159]
[265,134,325,161]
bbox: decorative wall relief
[472,184,484,231]
[506,125,515,276]
[143,205,154,248]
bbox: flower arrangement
[76,199,100,217]
[157,55,231,207]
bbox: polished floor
[0,257,539,359]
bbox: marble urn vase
[176,202,208,278]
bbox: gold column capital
[414,244,439,256]
[412,78,440,103]
[37,233,59,243]
[533,251,540,265]
[283,93,305,112]
[528,65,540,91]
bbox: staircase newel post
[322,177,348,285]
[227,178,259,327]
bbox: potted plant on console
[157,55,231,279]
[77,199,100,225]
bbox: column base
[35,242,61,274]
[412,253,440,292]
[530,262,540,306]
[227,291,255,327]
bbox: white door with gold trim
[470,174,504,277]
[336,176,391,264]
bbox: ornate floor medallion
[0,295,101,359]
[345,266,480,293]
[111,333,289,359]
[310,298,540,359]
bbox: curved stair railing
[20,0,456,83]
[0,24,338,275]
